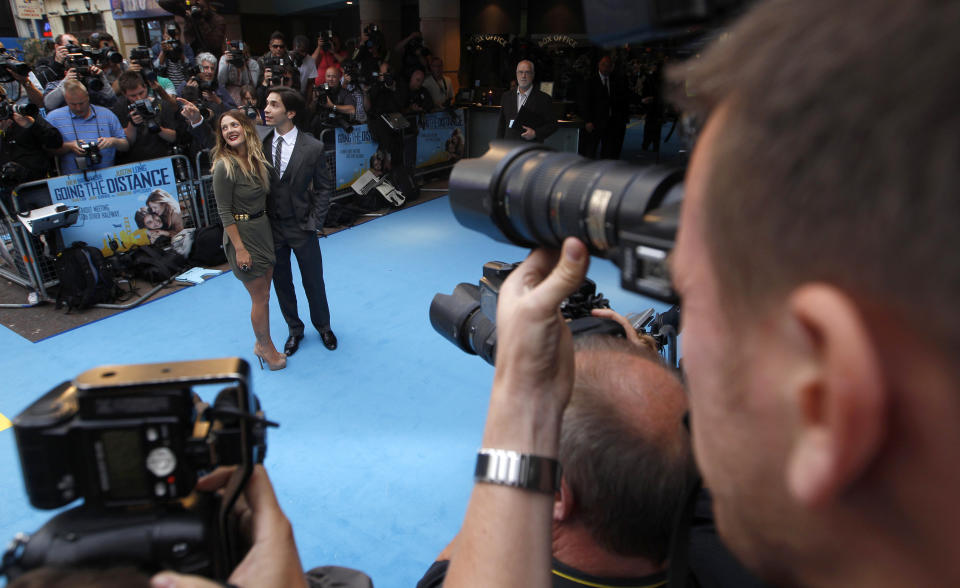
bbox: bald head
[324,67,341,89]
[557,337,693,562]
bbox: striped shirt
[45,104,126,174]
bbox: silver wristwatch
[474,448,561,494]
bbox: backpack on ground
[54,242,119,311]
[189,223,227,267]
[129,242,188,284]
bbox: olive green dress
[212,160,276,282]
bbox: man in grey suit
[263,87,337,356]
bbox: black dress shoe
[320,328,338,350]
[284,334,304,356]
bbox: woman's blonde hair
[211,110,270,190]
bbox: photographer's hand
[130,111,145,125]
[149,466,308,588]
[11,112,35,128]
[54,45,68,64]
[90,65,103,76]
[64,68,78,81]
[261,68,272,87]
[521,125,536,140]
[177,97,203,125]
[70,140,86,155]
[444,238,589,588]
[590,307,660,355]
[202,90,221,104]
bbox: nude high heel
[254,343,287,371]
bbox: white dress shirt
[273,125,298,177]
[517,86,532,112]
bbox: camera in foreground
[431,261,680,366]
[74,140,102,170]
[448,141,684,303]
[0,100,39,121]
[128,97,162,134]
[0,358,277,582]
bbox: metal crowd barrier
[0,154,215,307]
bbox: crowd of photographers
[0,19,453,193]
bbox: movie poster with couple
[49,157,186,256]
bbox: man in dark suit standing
[577,55,630,159]
[262,87,337,356]
[496,60,558,143]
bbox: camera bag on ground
[190,223,227,266]
[54,242,119,311]
[129,239,188,284]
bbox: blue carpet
[0,196,670,587]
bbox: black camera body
[89,46,123,66]
[75,140,102,170]
[363,23,383,49]
[431,262,625,365]
[130,46,158,83]
[0,53,31,83]
[2,358,275,582]
[64,44,105,92]
[449,141,683,303]
[128,97,162,134]
[226,41,245,67]
[263,56,291,86]
[318,30,333,52]
[0,100,39,121]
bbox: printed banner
[50,158,185,256]
[334,124,381,190]
[415,110,466,168]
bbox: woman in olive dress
[211,110,286,370]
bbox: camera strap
[69,106,102,143]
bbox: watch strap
[474,448,560,494]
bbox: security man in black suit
[262,86,337,356]
[577,55,630,159]
[496,60,557,143]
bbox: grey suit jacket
[263,129,332,232]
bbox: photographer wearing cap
[0,42,43,109]
[112,71,190,164]
[0,85,62,183]
[47,79,128,174]
[441,1,960,587]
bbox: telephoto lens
[448,141,684,302]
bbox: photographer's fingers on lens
[516,238,589,312]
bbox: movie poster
[415,110,466,168]
[50,158,185,256]
[334,124,381,190]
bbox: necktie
[603,76,609,93]
[519,91,527,111]
[274,137,283,176]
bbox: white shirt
[273,125,298,177]
[517,86,532,112]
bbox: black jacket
[263,129,332,232]
[577,71,630,130]
[496,88,557,143]
[0,116,62,182]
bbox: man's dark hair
[268,86,304,120]
[561,336,695,562]
[269,31,286,45]
[54,34,73,46]
[668,0,960,358]
[118,70,147,94]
